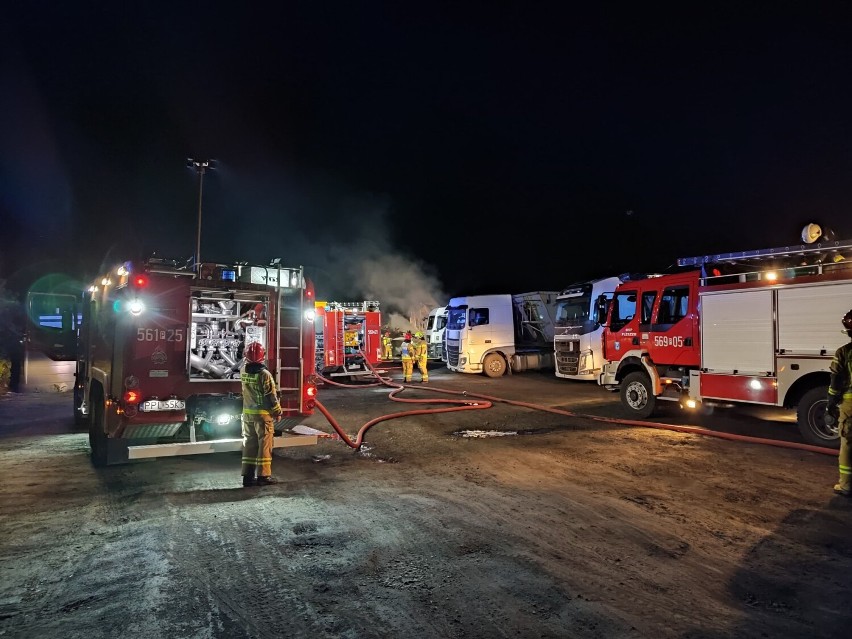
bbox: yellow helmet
[414,331,424,339]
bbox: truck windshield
[555,295,591,327]
[434,314,447,331]
[447,308,466,330]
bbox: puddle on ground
[452,428,555,438]
[356,444,398,463]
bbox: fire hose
[312,355,839,457]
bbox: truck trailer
[445,292,558,377]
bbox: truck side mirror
[594,295,609,326]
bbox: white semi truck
[553,276,623,381]
[445,292,558,377]
[424,306,448,359]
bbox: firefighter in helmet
[412,331,429,383]
[240,341,282,487]
[826,309,852,496]
[382,330,393,360]
[399,335,414,383]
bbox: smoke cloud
[205,166,447,331]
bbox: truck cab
[424,306,448,359]
[599,271,701,415]
[554,276,622,381]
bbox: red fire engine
[74,257,319,466]
[314,300,382,379]
[598,232,852,447]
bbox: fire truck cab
[75,257,320,466]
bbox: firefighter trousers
[838,398,852,490]
[401,357,414,382]
[242,414,275,478]
[416,355,428,382]
[382,344,393,360]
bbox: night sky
[2,3,852,317]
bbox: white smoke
[212,175,447,331]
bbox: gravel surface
[1,366,850,638]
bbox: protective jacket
[828,341,852,403]
[828,340,852,495]
[412,339,428,360]
[241,363,282,418]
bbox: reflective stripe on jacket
[241,363,281,416]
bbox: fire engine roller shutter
[700,289,773,374]
[777,282,852,355]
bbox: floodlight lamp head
[801,222,822,244]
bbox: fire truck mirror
[594,295,610,326]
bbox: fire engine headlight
[459,357,467,366]
[749,379,762,390]
[304,309,316,321]
[685,399,697,409]
[129,299,145,316]
[215,413,232,425]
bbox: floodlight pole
[187,158,214,272]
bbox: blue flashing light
[221,270,236,282]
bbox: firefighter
[400,336,414,383]
[826,309,852,496]
[412,331,429,382]
[240,342,282,487]
[381,330,393,360]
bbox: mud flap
[104,438,131,465]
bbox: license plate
[348,364,362,370]
[140,399,186,412]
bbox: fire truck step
[126,433,319,459]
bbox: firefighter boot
[834,483,851,497]
[242,474,257,487]
[256,475,279,486]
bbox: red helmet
[844,309,852,332]
[244,342,265,363]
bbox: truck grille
[447,344,460,367]
[555,340,579,376]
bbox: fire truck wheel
[620,371,656,418]
[796,387,841,449]
[483,353,506,378]
[88,389,109,467]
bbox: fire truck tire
[88,388,109,468]
[620,371,656,418]
[483,353,506,378]
[796,387,841,449]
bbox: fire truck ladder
[677,237,852,283]
[678,238,852,267]
[275,265,305,412]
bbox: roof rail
[677,238,852,267]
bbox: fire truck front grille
[124,423,183,440]
[447,345,460,367]
[555,340,579,376]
